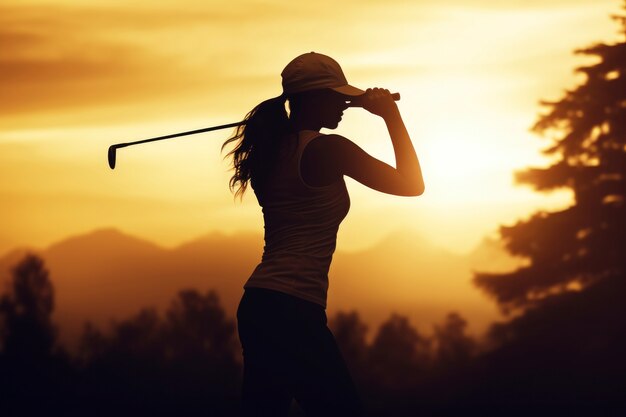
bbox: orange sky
[1,0,622,256]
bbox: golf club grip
[347,92,400,108]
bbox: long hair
[222,94,293,198]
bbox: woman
[223,52,424,417]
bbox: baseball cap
[281,52,365,97]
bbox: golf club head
[108,145,117,169]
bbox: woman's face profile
[289,89,349,130]
[316,89,349,129]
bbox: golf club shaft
[112,93,400,149]
[108,120,245,169]
[113,121,245,150]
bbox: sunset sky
[1,0,622,256]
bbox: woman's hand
[309,85,424,197]
[361,88,399,119]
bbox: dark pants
[236,287,364,417]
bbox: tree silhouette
[368,314,431,390]
[328,310,368,370]
[467,5,626,413]
[475,3,626,312]
[164,289,239,362]
[0,254,56,358]
[433,312,475,368]
[77,289,241,417]
[0,254,74,417]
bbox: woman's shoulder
[301,132,356,160]
[301,131,350,146]
[300,133,357,186]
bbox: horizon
[0,224,504,257]
[0,224,516,350]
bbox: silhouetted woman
[223,52,425,417]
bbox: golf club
[108,121,244,169]
[107,93,400,169]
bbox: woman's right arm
[321,88,425,196]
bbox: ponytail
[222,94,290,199]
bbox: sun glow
[0,0,619,255]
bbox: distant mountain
[466,236,526,273]
[0,228,263,349]
[328,230,510,340]
[0,228,516,349]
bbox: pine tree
[0,254,56,358]
[475,3,626,312]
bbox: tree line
[0,254,480,417]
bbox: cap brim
[331,84,366,97]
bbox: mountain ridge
[0,227,515,350]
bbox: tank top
[243,130,351,308]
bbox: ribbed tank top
[244,130,351,308]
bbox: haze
[2,0,621,255]
[1,1,623,336]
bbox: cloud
[0,1,430,124]
[0,3,250,119]
[435,0,613,10]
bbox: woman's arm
[301,88,425,196]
